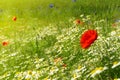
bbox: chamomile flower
[74,66,85,73]
[110,31,116,36]
[49,67,59,75]
[112,61,120,68]
[90,67,108,77]
[23,71,32,80]
[80,14,84,17]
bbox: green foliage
[0,0,120,80]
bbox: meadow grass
[0,0,120,22]
[0,0,120,80]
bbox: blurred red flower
[73,19,83,25]
[80,30,98,49]
[62,64,67,68]
[12,16,17,21]
[2,41,9,46]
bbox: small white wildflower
[36,64,40,69]
[24,71,32,79]
[32,71,40,79]
[114,78,120,80]
[110,31,116,36]
[90,67,108,77]
[9,52,18,57]
[49,67,59,75]
[25,74,32,80]
[49,71,54,75]
[80,14,84,17]
[74,66,85,73]
[112,61,120,68]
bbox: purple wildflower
[49,4,54,8]
[72,0,77,2]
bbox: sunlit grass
[0,0,120,80]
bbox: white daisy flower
[112,61,120,69]
[114,78,120,80]
[90,67,108,77]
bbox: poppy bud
[12,16,17,21]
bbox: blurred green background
[0,0,120,23]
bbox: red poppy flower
[2,41,9,46]
[62,64,67,68]
[73,19,83,25]
[80,30,98,49]
[12,16,17,21]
